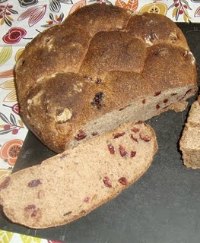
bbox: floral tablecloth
[0,0,199,242]
[0,229,62,243]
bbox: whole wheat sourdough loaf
[180,96,200,169]
[15,3,197,153]
[0,122,157,228]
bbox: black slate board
[0,23,200,243]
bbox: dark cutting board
[0,23,200,243]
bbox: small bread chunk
[0,122,157,228]
[180,96,200,169]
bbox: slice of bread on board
[180,96,200,169]
[0,121,157,228]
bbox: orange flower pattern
[115,0,138,12]
[0,139,23,166]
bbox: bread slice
[180,96,200,169]
[15,4,197,153]
[0,122,157,228]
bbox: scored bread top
[15,3,197,152]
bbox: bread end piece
[180,97,200,169]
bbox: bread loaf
[180,96,200,169]
[0,121,157,228]
[15,3,197,152]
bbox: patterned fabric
[0,229,62,243]
[0,0,199,175]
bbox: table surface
[0,22,200,243]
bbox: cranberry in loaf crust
[15,3,197,152]
[180,96,200,169]
[0,122,157,228]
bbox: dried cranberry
[131,127,139,133]
[156,104,160,109]
[163,99,168,103]
[113,132,125,139]
[130,134,138,143]
[154,91,161,96]
[25,204,36,211]
[130,151,136,157]
[107,144,115,154]
[139,133,151,142]
[91,92,104,109]
[119,145,128,157]
[31,209,40,217]
[118,177,128,186]
[103,176,112,188]
[0,176,10,190]
[142,99,146,104]
[83,196,90,203]
[28,179,41,187]
[25,205,41,218]
[75,130,87,141]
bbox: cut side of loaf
[0,122,157,229]
[180,96,200,169]
[15,3,197,153]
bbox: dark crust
[15,3,197,153]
